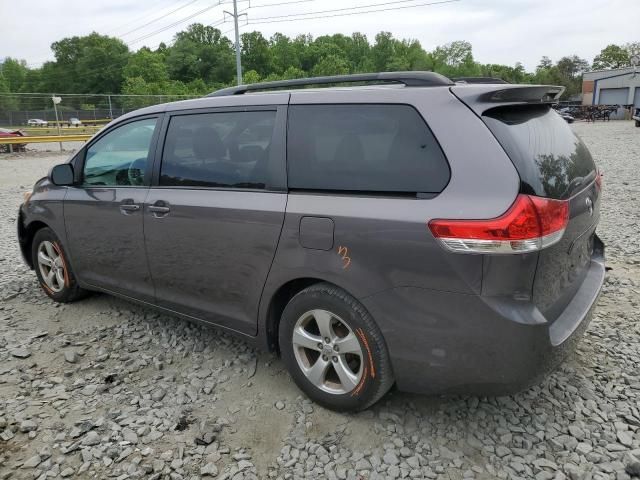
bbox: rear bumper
[361,242,605,396]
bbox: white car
[27,119,48,126]
[68,117,82,127]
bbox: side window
[160,110,277,189]
[287,104,450,194]
[83,118,158,187]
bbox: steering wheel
[127,158,146,186]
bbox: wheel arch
[20,219,51,269]
[264,277,361,353]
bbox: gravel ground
[0,121,639,480]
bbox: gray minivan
[17,72,604,411]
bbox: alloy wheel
[292,309,364,394]
[37,241,66,293]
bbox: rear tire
[32,228,87,303]
[635,120,640,127]
[279,283,394,411]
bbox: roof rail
[207,71,453,97]
[453,77,510,84]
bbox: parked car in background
[561,113,575,123]
[633,107,640,127]
[68,117,83,127]
[17,72,605,411]
[27,119,48,126]
[0,128,27,153]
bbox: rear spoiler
[450,84,565,116]
[452,77,510,84]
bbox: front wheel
[32,228,87,303]
[279,283,394,411]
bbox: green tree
[480,63,532,83]
[311,55,349,76]
[0,72,18,110]
[270,33,300,74]
[0,58,29,92]
[432,41,473,67]
[49,33,129,93]
[241,31,273,76]
[167,24,235,85]
[537,56,553,70]
[549,55,590,97]
[592,44,630,70]
[124,49,168,83]
[242,70,262,84]
[625,42,640,56]
[346,32,373,72]
[371,32,397,71]
[281,66,306,79]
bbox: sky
[1,0,639,72]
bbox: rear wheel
[635,120,640,127]
[32,228,87,303]
[279,283,394,411]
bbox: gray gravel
[1,120,639,480]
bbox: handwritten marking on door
[338,246,351,270]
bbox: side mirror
[50,164,74,186]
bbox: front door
[144,107,287,335]
[64,116,160,302]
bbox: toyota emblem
[585,197,593,216]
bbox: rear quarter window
[482,105,596,199]
[287,104,450,195]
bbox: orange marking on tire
[356,328,375,379]
[351,366,367,397]
[53,242,70,287]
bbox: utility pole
[51,96,62,152]
[225,0,247,85]
[108,95,113,119]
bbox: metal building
[582,67,640,107]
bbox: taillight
[428,194,569,254]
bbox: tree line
[0,23,638,111]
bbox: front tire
[279,283,394,411]
[32,228,87,303]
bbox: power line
[104,0,180,35]
[127,3,227,45]
[240,0,317,7]
[18,0,204,67]
[247,0,460,24]
[119,0,202,38]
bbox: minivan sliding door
[144,106,287,335]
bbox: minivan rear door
[144,104,288,335]
[451,84,601,319]
[480,104,600,318]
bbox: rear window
[160,110,277,189]
[287,104,450,195]
[483,105,596,199]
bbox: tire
[32,228,87,303]
[279,283,394,411]
[635,120,640,127]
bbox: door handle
[148,205,170,213]
[148,203,170,217]
[119,204,140,214]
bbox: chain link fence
[0,93,198,127]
